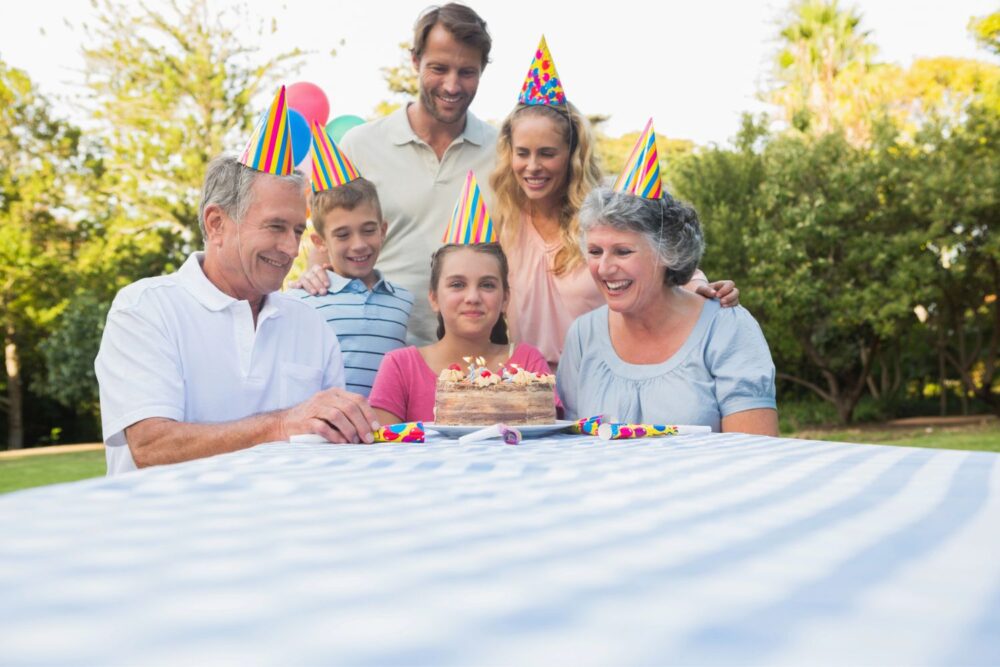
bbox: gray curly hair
[579,187,704,287]
[197,154,306,239]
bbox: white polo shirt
[95,253,345,475]
[340,105,498,346]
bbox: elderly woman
[556,188,778,435]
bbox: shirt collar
[178,252,282,320]
[326,269,397,295]
[388,103,487,147]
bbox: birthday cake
[434,357,556,425]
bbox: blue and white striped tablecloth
[1,433,998,665]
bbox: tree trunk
[4,325,23,450]
[937,327,948,416]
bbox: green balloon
[325,115,366,143]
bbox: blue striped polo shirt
[288,270,413,397]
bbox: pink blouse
[368,343,559,423]
[505,217,606,367]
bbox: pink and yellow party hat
[240,86,295,176]
[612,118,663,199]
[518,36,566,106]
[442,171,496,244]
[309,121,361,193]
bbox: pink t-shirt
[505,217,605,367]
[369,343,560,423]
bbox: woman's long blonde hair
[490,102,603,276]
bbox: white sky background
[0,0,995,145]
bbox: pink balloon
[287,82,330,128]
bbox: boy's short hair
[310,178,383,235]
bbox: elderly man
[95,155,378,475]
[299,3,497,345]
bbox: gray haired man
[95,155,378,475]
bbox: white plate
[426,421,575,439]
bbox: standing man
[95,91,379,475]
[336,3,497,345]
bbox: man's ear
[203,204,228,246]
[411,51,421,74]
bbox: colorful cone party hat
[240,86,296,176]
[442,171,496,244]
[612,118,663,199]
[309,121,361,193]
[518,36,566,106]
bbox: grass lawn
[2,420,998,496]
[0,450,106,495]
[791,421,1000,452]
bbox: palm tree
[771,0,878,137]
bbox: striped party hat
[442,171,496,244]
[309,121,361,193]
[612,118,663,199]
[240,86,295,176]
[518,36,566,106]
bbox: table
[1,433,998,665]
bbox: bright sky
[0,0,994,144]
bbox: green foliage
[33,294,110,414]
[0,1,311,448]
[906,104,1000,414]
[969,11,1000,56]
[769,0,879,140]
[672,114,768,293]
[80,0,303,249]
[0,59,94,448]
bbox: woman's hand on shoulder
[288,263,333,295]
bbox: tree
[907,105,1000,416]
[970,11,1000,57]
[0,61,87,449]
[80,0,303,249]
[672,114,767,290]
[749,130,924,422]
[768,0,881,143]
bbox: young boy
[289,177,413,397]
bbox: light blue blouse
[556,300,776,430]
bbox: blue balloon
[288,109,311,166]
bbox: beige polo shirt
[340,105,498,346]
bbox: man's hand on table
[280,387,381,444]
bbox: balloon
[325,115,366,143]
[288,109,311,167]
[287,81,330,128]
